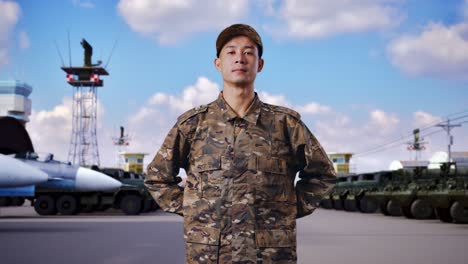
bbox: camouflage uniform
[145,93,336,264]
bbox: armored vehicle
[97,167,158,215]
[346,171,393,213]
[322,171,393,214]
[422,164,468,223]
[321,175,348,210]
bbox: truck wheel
[120,194,142,215]
[380,202,390,216]
[344,199,357,212]
[435,207,453,223]
[358,197,378,213]
[333,199,344,210]
[320,199,333,209]
[0,197,12,206]
[402,205,414,219]
[56,195,79,215]
[450,201,468,224]
[142,199,153,213]
[386,200,402,217]
[34,195,57,215]
[410,199,433,219]
[11,197,25,206]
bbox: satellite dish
[388,160,403,171]
[429,151,448,169]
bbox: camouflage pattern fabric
[145,93,336,263]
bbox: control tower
[61,39,108,166]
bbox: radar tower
[61,38,108,166]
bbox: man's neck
[222,84,255,117]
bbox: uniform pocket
[192,154,221,173]
[185,226,220,264]
[191,154,223,197]
[185,226,221,245]
[256,229,297,263]
[257,157,288,175]
[255,229,297,264]
[255,229,296,248]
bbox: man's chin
[228,79,253,87]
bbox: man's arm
[145,124,188,216]
[292,120,337,218]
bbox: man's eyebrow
[225,45,255,49]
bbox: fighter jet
[16,152,121,191]
[0,153,48,187]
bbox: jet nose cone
[75,167,122,191]
[0,154,48,187]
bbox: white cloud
[256,0,278,16]
[147,76,220,112]
[126,77,220,161]
[18,30,29,49]
[388,22,468,79]
[0,0,21,66]
[266,0,403,39]
[412,111,442,128]
[298,102,331,114]
[28,97,74,160]
[27,96,108,165]
[367,109,400,134]
[117,0,249,44]
[257,91,291,107]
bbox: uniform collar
[216,92,261,125]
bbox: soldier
[145,24,336,264]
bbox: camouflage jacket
[145,93,336,264]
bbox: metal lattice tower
[61,39,108,166]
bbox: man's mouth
[232,69,247,72]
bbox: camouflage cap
[216,24,263,58]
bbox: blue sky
[1,0,467,172]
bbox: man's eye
[227,51,235,54]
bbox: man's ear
[214,58,221,71]
[257,58,264,73]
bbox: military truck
[322,171,393,214]
[93,167,158,215]
[347,171,393,213]
[321,175,348,210]
[33,167,158,216]
[422,164,468,223]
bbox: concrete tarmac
[1,206,467,264]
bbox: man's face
[215,36,264,88]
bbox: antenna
[54,40,65,67]
[67,30,72,67]
[104,36,119,69]
[405,128,427,161]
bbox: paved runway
[1,206,467,264]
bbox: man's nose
[235,53,246,64]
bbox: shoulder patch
[263,103,301,120]
[177,104,208,125]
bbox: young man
[145,24,336,264]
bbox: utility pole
[436,119,462,163]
